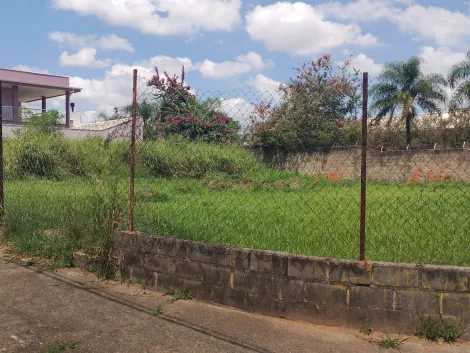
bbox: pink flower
[338,121,345,127]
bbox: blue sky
[2,0,470,123]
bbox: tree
[147,66,240,143]
[370,57,447,147]
[248,54,362,150]
[448,51,470,112]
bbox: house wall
[1,87,12,106]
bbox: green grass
[4,176,124,267]
[3,132,469,267]
[41,341,77,353]
[167,291,193,303]
[4,172,470,267]
[153,303,164,316]
[376,334,408,350]
[416,315,463,343]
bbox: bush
[140,137,260,178]
[4,132,86,179]
[248,54,361,150]
[145,66,241,143]
[368,110,470,150]
[415,315,462,343]
[4,178,125,268]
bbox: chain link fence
[2,69,470,267]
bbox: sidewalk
[0,250,468,353]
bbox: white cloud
[419,46,467,76]
[393,5,470,47]
[247,74,283,106]
[11,65,50,74]
[136,56,195,76]
[49,32,135,52]
[318,1,470,48]
[70,56,194,113]
[317,0,401,22]
[350,53,383,76]
[197,52,274,79]
[245,2,378,56]
[17,57,193,123]
[59,48,112,68]
[247,74,281,93]
[51,0,241,37]
[218,98,254,126]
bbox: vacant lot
[6,173,470,267]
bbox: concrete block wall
[75,231,470,335]
[258,147,470,182]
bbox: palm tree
[448,51,470,111]
[370,57,447,147]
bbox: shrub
[415,315,462,343]
[248,54,361,150]
[4,177,125,268]
[368,110,470,150]
[139,137,260,178]
[4,132,86,179]
[145,66,241,143]
[23,109,62,133]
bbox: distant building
[0,68,81,126]
[0,68,141,140]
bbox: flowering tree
[146,66,240,143]
[248,55,362,149]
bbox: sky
[2,0,470,124]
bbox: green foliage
[367,110,470,150]
[360,326,373,335]
[153,303,164,316]
[155,99,241,144]
[376,334,408,349]
[24,109,62,133]
[167,290,193,303]
[140,137,260,178]
[4,175,470,267]
[4,177,125,268]
[370,57,447,146]
[448,51,470,111]
[4,132,86,179]
[415,315,462,343]
[248,54,361,150]
[145,66,240,143]
[41,341,77,353]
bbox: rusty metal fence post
[0,81,4,225]
[360,72,368,261]
[129,69,137,232]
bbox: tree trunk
[405,114,412,147]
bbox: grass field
[5,172,470,267]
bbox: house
[0,68,81,126]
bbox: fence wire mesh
[2,69,470,268]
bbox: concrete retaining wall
[258,147,470,182]
[74,231,470,335]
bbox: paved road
[0,252,469,353]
